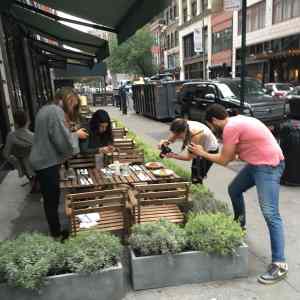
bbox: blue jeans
[228,161,285,263]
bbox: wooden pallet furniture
[112,128,128,139]
[67,188,129,237]
[68,154,95,169]
[113,138,135,151]
[132,182,190,225]
[112,149,144,164]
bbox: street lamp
[240,0,247,110]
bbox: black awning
[31,39,96,65]
[54,62,107,79]
[19,0,171,43]
[10,5,109,59]
[0,0,12,13]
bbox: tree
[106,28,158,76]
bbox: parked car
[287,86,300,119]
[176,78,287,130]
[264,83,294,99]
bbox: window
[183,7,188,22]
[175,31,179,47]
[212,28,232,54]
[183,33,195,58]
[171,32,174,48]
[192,1,197,17]
[273,0,300,24]
[238,1,266,34]
[168,53,179,69]
[174,5,178,18]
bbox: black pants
[191,149,219,184]
[36,164,61,237]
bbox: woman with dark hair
[30,87,88,240]
[159,118,219,184]
[80,109,114,154]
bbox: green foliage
[115,119,230,215]
[129,219,187,256]
[0,232,122,290]
[185,213,245,256]
[106,29,158,76]
[0,233,64,290]
[64,232,122,274]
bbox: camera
[159,144,172,158]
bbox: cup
[95,153,104,169]
[120,163,129,176]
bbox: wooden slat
[135,182,189,192]
[138,190,187,199]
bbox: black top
[79,129,113,154]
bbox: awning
[0,0,11,13]
[54,63,107,79]
[9,5,109,59]
[31,39,96,66]
[12,0,171,43]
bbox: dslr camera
[159,144,172,158]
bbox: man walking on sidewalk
[188,104,288,284]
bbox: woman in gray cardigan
[30,88,88,240]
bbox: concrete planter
[0,263,125,300]
[130,244,248,290]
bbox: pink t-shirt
[223,115,284,166]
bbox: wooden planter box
[130,244,248,290]
[0,263,125,300]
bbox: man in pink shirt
[189,104,287,285]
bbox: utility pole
[240,0,247,109]
[202,0,206,80]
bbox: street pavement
[0,105,299,299]
[106,107,300,300]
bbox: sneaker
[258,262,288,284]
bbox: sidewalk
[0,106,299,299]
[105,107,300,300]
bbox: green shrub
[64,232,122,274]
[0,233,64,290]
[185,213,245,256]
[129,219,187,256]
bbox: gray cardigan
[3,127,34,178]
[30,104,78,171]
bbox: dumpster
[280,119,300,186]
[132,81,185,120]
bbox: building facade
[232,0,300,83]
[178,0,212,80]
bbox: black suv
[176,78,287,128]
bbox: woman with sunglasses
[30,87,88,241]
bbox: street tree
[107,28,158,76]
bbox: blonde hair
[54,87,80,122]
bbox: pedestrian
[30,87,88,241]
[80,109,114,154]
[159,118,219,184]
[3,110,37,192]
[188,104,287,284]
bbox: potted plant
[0,232,125,300]
[129,215,248,291]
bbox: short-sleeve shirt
[223,115,284,166]
[188,121,218,151]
